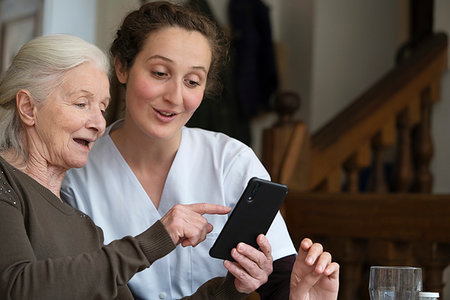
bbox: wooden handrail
[285,192,450,246]
[308,33,448,190]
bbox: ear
[16,90,36,126]
[114,56,129,84]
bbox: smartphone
[209,177,288,261]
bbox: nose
[86,107,106,135]
[163,79,183,105]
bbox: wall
[0,0,43,73]
[0,0,41,22]
[310,0,399,132]
[42,0,97,43]
[276,0,314,123]
[432,0,450,195]
[95,0,141,53]
[432,2,450,295]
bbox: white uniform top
[61,120,296,300]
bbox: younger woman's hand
[289,238,340,300]
[223,234,273,294]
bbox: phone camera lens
[247,183,260,203]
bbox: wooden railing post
[262,91,301,183]
[370,136,389,193]
[344,157,360,193]
[413,87,434,192]
[344,141,371,193]
[393,109,415,192]
[331,238,366,300]
[370,118,396,193]
[415,242,450,296]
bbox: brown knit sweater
[0,156,245,300]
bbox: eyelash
[186,79,200,87]
[75,101,107,115]
[152,70,201,88]
[152,71,167,78]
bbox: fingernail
[307,256,314,264]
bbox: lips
[73,138,90,148]
[154,108,178,122]
[158,110,176,117]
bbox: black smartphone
[209,177,288,261]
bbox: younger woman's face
[116,26,212,142]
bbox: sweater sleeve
[0,198,175,300]
[257,254,296,300]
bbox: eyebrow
[147,55,208,74]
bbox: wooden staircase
[262,32,449,299]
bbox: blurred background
[0,0,449,299]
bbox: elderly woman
[0,34,339,300]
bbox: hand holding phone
[209,177,288,261]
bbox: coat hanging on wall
[186,0,252,146]
[229,0,279,118]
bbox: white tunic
[61,121,296,300]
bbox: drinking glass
[369,266,423,300]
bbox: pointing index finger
[189,203,231,215]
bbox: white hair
[0,34,109,157]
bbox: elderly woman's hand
[223,234,273,294]
[160,203,231,247]
[289,238,339,300]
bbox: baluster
[414,242,450,297]
[370,118,396,193]
[430,79,441,105]
[371,134,389,193]
[324,167,342,192]
[344,157,359,193]
[393,109,415,192]
[329,238,366,300]
[344,142,371,193]
[413,87,434,193]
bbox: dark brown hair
[110,1,229,97]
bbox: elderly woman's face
[33,62,110,169]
